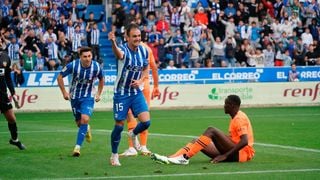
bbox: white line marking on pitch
[51,168,320,180]
[1,129,319,153]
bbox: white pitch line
[49,168,320,180]
[1,129,319,153]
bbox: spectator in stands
[224,36,237,67]
[170,6,180,32]
[67,1,86,23]
[156,13,170,35]
[186,34,201,68]
[212,36,224,67]
[263,44,275,67]
[50,3,61,22]
[301,27,313,47]
[34,52,47,71]
[275,41,286,66]
[293,38,306,66]
[304,44,319,66]
[204,57,214,68]
[235,44,248,67]
[283,49,293,66]
[6,37,20,68]
[71,25,83,60]
[172,46,184,68]
[166,60,177,69]
[43,26,57,43]
[178,0,191,35]
[112,2,126,45]
[288,63,300,82]
[224,2,236,18]
[308,18,319,41]
[83,11,104,46]
[44,37,60,70]
[157,37,167,68]
[247,0,259,26]
[19,43,40,71]
[12,62,25,87]
[194,7,208,26]
[87,22,107,64]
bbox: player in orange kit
[151,94,255,164]
[120,41,160,156]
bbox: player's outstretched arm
[108,31,124,60]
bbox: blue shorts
[70,97,94,121]
[113,92,148,121]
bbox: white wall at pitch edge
[14,82,320,112]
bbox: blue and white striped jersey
[114,43,149,96]
[60,59,103,99]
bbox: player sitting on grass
[151,94,255,165]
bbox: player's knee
[204,127,217,136]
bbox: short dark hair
[125,23,140,37]
[79,46,92,55]
[227,95,241,107]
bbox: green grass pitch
[0,106,319,179]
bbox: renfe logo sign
[283,83,320,101]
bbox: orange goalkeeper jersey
[229,110,255,162]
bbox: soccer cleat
[9,139,26,150]
[72,146,81,157]
[167,154,189,165]
[110,154,121,166]
[150,153,170,164]
[128,131,141,151]
[85,125,92,143]
[119,147,138,157]
[140,146,151,156]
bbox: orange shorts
[239,149,254,162]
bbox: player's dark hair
[79,46,92,55]
[227,95,241,107]
[125,23,140,37]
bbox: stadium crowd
[112,0,320,69]
[0,0,106,73]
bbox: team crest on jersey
[62,66,67,72]
[2,61,7,67]
[0,68,4,76]
[126,65,143,72]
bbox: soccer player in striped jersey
[120,42,160,157]
[57,47,104,157]
[108,23,151,166]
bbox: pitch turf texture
[0,106,319,179]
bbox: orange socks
[139,130,148,146]
[186,135,212,158]
[169,143,193,157]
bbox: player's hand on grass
[211,154,227,163]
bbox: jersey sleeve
[97,63,104,79]
[233,116,249,137]
[60,61,73,77]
